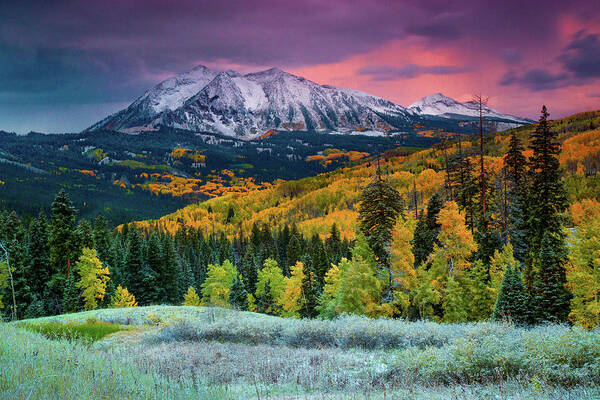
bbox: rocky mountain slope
[88,66,532,138]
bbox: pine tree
[531,232,572,323]
[229,274,248,310]
[504,132,529,262]
[92,215,111,263]
[76,248,110,310]
[240,245,258,295]
[145,232,166,304]
[62,273,81,313]
[111,285,137,308]
[4,237,32,319]
[226,206,235,223]
[26,213,51,302]
[161,235,180,304]
[525,106,570,322]
[492,267,528,324]
[411,191,443,268]
[358,166,404,301]
[183,286,201,306]
[300,261,319,318]
[310,234,329,289]
[527,106,568,256]
[76,219,95,254]
[285,234,302,276]
[49,189,77,276]
[124,229,144,298]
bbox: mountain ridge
[87,65,532,138]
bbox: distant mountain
[408,93,535,128]
[87,66,532,137]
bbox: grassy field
[2,306,600,399]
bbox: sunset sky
[1,0,599,134]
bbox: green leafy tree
[183,286,201,306]
[201,260,236,307]
[255,258,285,315]
[111,285,137,308]
[76,248,110,310]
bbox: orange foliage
[78,170,96,177]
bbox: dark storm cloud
[359,64,471,80]
[500,69,569,91]
[499,29,600,91]
[560,31,600,79]
[0,0,599,132]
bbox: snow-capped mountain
[87,66,532,137]
[408,93,534,125]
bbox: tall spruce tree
[492,266,528,325]
[49,189,77,276]
[124,229,144,300]
[531,232,572,323]
[525,106,570,322]
[504,132,528,263]
[26,213,51,302]
[229,273,248,310]
[411,191,443,268]
[358,164,404,301]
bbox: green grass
[4,306,600,399]
[17,318,126,343]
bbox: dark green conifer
[493,266,528,324]
[229,274,248,310]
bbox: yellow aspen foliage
[201,260,236,307]
[567,199,600,329]
[255,258,286,314]
[489,242,519,292]
[75,248,110,310]
[390,216,416,314]
[320,235,391,318]
[111,286,138,308]
[278,261,306,318]
[182,286,201,306]
[434,201,477,274]
[412,267,441,320]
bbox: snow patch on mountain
[87,67,532,138]
[408,93,533,124]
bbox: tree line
[1,106,597,327]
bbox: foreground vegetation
[2,306,600,399]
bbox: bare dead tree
[0,241,17,321]
[473,93,489,228]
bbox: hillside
[0,128,428,224]
[4,306,600,399]
[132,110,600,239]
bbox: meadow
[2,306,600,399]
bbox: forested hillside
[0,128,431,225]
[1,108,599,329]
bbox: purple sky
[1,0,599,133]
